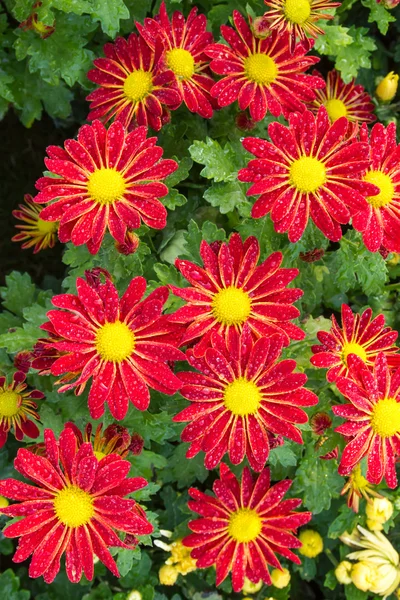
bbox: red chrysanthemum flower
[169,233,305,356]
[34,270,185,420]
[308,70,376,124]
[204,11,324,121]
[137,1,215,119]
[174,325,318,471]
[311,304,400,382]
[0,427,153,583]
[260,0,340,52]
[12,194,58,253]
[13,351,32,374]
[352,122,400,253]
[334,353,400,488]
[65,423,132,459]
[183,463,311,592]
[238,107,376,242]
[33,120,178,254]
[0,372,43,449]
[86,34,181,132]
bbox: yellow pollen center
[351,466,369,491]
[324,98,348,122]
[212,286,252,326]
[54,485,94,528]
[123,70,153,102]
[87,168,126,205]
[95,321,135,363]
[94,450,106,460]
[37,218,58,235]
[341,342,367,365]
[370,397,400,438]
[284,0,311,24]
[224,377,262,416]
[228,508,262,543]
[364,170,394,208]
[290,156,326,194]
[244,53,278,85]
[0,391,20,417]
[166,48,195,80]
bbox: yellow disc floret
[0,496,9,508]
[364,170,394,208]
[123,70,153,102]
[370,397,400,438]
[299,529,324,558]
[212,286,252,326]
[244,53,278,85]
[166,48,195,80]
[95,321,135,363]
[36,218,58,235]
[0,391,21,417]
[54,485,94,528]
[341,342,367,365]
[87,168,126,205]
[159,564,179,586]
[94,450,106,461]
[324,98,348,122]
[290,156,326,194]
[284,0,311,24]
[228,508,262,543]
[224,377,262,416]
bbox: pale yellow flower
[335,560,352,585]
[271,567,291,588]
[299,530,323,558]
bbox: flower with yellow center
[65,422,133,461]
[159,564,179,586]
[298,529,323,558]
[223,378,262,416]
[270,567,291,588]
[376,72,399,102]
[341,342,367,365]
[351,561,380,592]
[341,464,383,513]
[87,168,127,206]
[13,194,58,254]
[371,398,400,438]
[364,170,394,209]
[211,286,252,326]
[366,498,394,527]
[289,156,326,194]
[242,578,263,594]
[0,371,42,449]
[324,98,347,121]
[54,486,94,528]
[166,48,195,80]
[123,70,153,102]
[229,509,263,543]
[283,0,311,24]
[95,321,135,363]
[0,496,9,509]
[244,53,278,85]
[335,560,353,585]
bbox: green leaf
[0,569,30,600]
[189,138,238,182]
[361,0,395,35]
[345,584,368,600]
[88,0,130,37]
[180,219,226,263]
[203,181,250,215]
[324,570,338,591]
[268,444,297,468]
[162,444,208,489]
[1,272,36,316]
[163,188,187,210]
[328,503,361,539]
[116,547,141,578]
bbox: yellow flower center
[324,98,348,122]
[224,377,262,416]
[37,218,58,235]
[33,20,50,35]
[54,485,94,528]
[0,391,20,417]
[94,450,106,460]
[351,465,369,491]
[364,170,394,208]
[212,287,252,326]
[284,0,311,24]
[370,397,400,438]
[341,342,367,365]
[123,70,153,102]
[228,508,262,543]
[95,321,135,363]
[244,53,278,85]
[87,168,126,205]
[166,48,195,80]
[290,156,326,193]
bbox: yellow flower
[0,496,9,508]
[127,592,142,600]
[242,578,263,594]
[351,561,380,592]
[270,568,291,588]
[366,498,394,525]
[367,518,384,532]
[299,530,324,558]
[341,464,383,513]
[335,560,353,585]
[165,539,197,575]
[376,72,399,102]
[159,565,179,586]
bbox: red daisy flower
[238,106,375,242]
[311,304,400,382]
[86,33,181,132]
[308,70,376,124]
[33,120,178,254]
[12,194,58,253]
[0,371,43,449]
[137,1,215,119]
[174,325,318,471]
[65,423,132,459]
[169,233,305,356]
[204,11,324,122]
[0,427,153,583]
[34,270,185,420]
[183,463,311,592]
[352,122,400,253]
[334,353,400,488]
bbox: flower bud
[298,529,324,558]
[242,577,262,594]
[159,564,178,586]
[351,561,379,592]
[376,72,399,102]
[335,560,352,585]
[251,16,270,39]
[311,412,332,435]
[270,567,291,589]
[115,231,140,255]
[366,497,393,525]
[366,518,383,532]
[235,112,256,131]
[127,592,142,600]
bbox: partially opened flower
[239,107,375,242]
[169,233,305,356]
[0,427,153,583]
[309,70,376,124]
[341,465,382,513]
[205,11,324,121]
[65,422,132,459]
[0,371,43,448]
[12,194,58,253]
[183,463,311,592]
[333,353,400,488]
[87,34,181,131]
[311,304,400,382]
[175,325,317,470]
[34,270,184,420]
[33,120,177,254]
[352,122,400,253]
[137,1,215,119]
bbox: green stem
[384,282,400,291]
[325,548,339,568]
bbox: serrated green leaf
[203,181,250,215]
[88,0,130,37]
[328,504,361,539]
[162,444,208,489]
[1,272,36,316]
[189,138,237,182]
[0,569,30,600]
[361,0,395,35]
